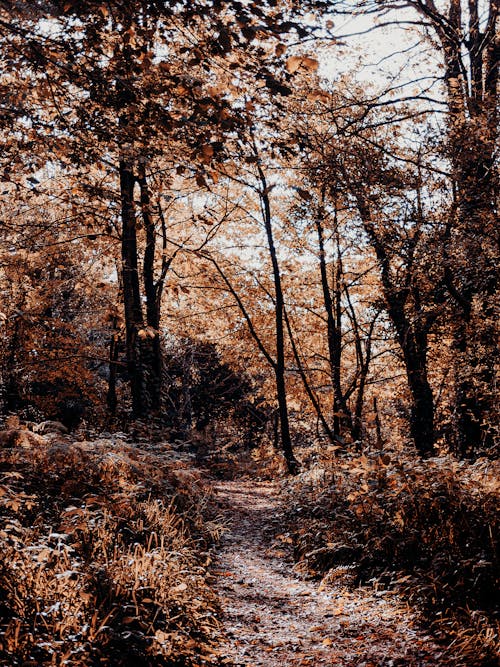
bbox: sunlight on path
[212,480,454,667]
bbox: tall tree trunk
[373,396,384,450]
[119,158,148,417]
[137,163,162,412]
[315,209,353,438]
[356,195,435,457]
[405,346,435,456]
[412,0,498,454]
[257,163,299,474]
[349,309,377,446]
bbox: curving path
[211,478,458,667]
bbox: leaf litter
[211,478,459,666]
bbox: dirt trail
[212,478,455,667]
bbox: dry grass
[0,435,224,665]
[284,448,500,666]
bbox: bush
[284,450,499,666]
[0,436,223,665]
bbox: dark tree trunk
[315,212,353,439]
[411,0,498,454]
[373,396,383,449]
[388,293,435,457]
[351,340,371,446]
[119,158,149,417]
[137,163,162,412]
[406,354,435,457]
[257,163,299,474]
[274,364,298,473]
[115,21,167,420]
[356,195,435,457]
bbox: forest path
[211,477,455,667]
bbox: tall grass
[284,450,499,666]
[0,435,223,665]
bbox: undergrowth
[0,434,224,666]
[284,448,499,666]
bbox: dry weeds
[283,448,500,666]
[0,434,224,666]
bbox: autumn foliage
[0,433,223,665]
[0,0,498,664]
[285,449,500,665]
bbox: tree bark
[137,163,162,411]
[315,210,353,438]
[356,194,435,457]
[412,0,498,454]
[257,163,299,474]
[119,157,148,417]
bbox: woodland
[0,0,498,665]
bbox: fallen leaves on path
[211,479,458,667]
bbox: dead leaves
[286,55,320,74]
[283,452,500,665]
[0,436,223,665]
[137,325,158,340]
[206,478,465,667]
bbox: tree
[0,1,259,416]
[295,0,498,455]
[0,185,111,422]
[293,89,440,455]
[287,173,383,447]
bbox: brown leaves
[284,450,500,664]
[286,55,319,74]
[137,326,158,340]
[196,172,209,188]
[0,436,222,664]
[200,143,214,160]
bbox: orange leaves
[276,533,294,544]
[307,89,330,104]
[137,326,158,340]
[286,55,320,74]
[99,4,109,18]
[201,144,214,160]
[199,143,214,166]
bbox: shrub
[0,436,223,665]
[285,450,499,666]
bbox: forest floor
[210,476,458,667]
